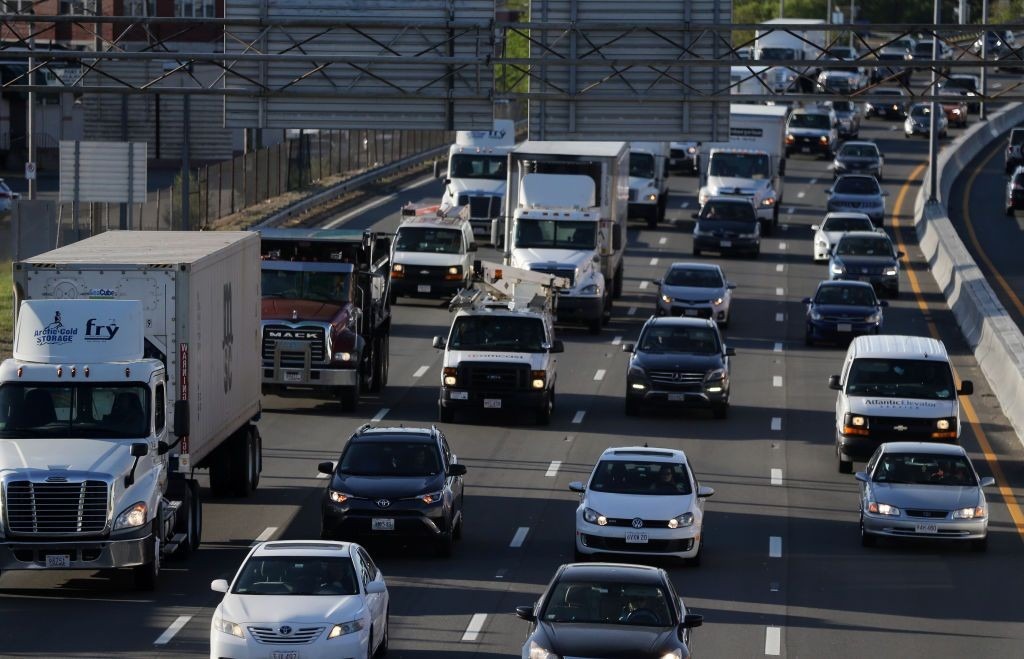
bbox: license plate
[417,284,431,293]
[720,240,732,247]
[668,393,686,401]
[283,370,302,383]
[801,146,811,153]
[272,652,299,659]
[914,523,938,534]
[684,309,699,317]
[837,323,853,333]
[372,518,395,531]
[450,390,468,400]
[625,532,649,544]
[483,398,502,409]
[45,554,70,568]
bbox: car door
[441,434,463,521]
[357,548,386,636]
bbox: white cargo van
[390,205,478,301]
[627,141,670,227]
[829,335,973,474]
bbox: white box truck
[1,231,262,590]
[699,104,790,234]
[755,18,827,92]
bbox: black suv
[319,424,467,556]
[623,316,734,418]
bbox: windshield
[639,325,720,354]
[0,384,150,439]
[590,459,693,496]
[339,441,442,477]
[839,144,878,158]
[945,77,977,91]
[449,153,506,180]
[822,215,874,232]
[872,453,976,486]
[664,267,723,288]
[448,315,547,352]
[514,219,596,250]
[629,153,656,179]
[910,105,931,118]
[232,556,359,596]
[836,236,893,256]
[834,177,880,195]
[814,285,877,306]
[542,581,673,626]
[759,47,796,59]
[262,269,351,303]
[789,113,831,129]
[700,201,756,222]
[708,153,770,179]
[846,358,956,400]
[395,227,463,254]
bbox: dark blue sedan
[803,280,886,346]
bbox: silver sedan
[653,262,735,327]
[856,442,995,551]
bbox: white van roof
[847,334,949,361]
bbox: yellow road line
[962,147,1024,318]
[891,163,1024,543]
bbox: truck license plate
[837,323,853,333]
[417,284,431,293]
[720,240,732,248]
[283,370,302,383]
[450,390,468,400]
[45,554,70,568]
[483,398,502,409]
[914,523,938,534]
[372,518,395,531]
[272,652,299,659]
[668,393,686,402]
[801,146,811,153]
[625,532,649,544]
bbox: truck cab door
[150,376,170,488]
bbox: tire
[133,529,160,591]
[646,210,658,228]
[230,429,257,497]
[436,531,454,558]
[367,337,384,393]
[613,264,624,299]
[208,442,233,498]
[439,403,455,423]
[1007,207,1015,217]
[712,403,728,420]
[380,335,390,387]
[366,630,374,659]
[187,479,202,551]
[536,390,553,425]
[375,610,389,657]
[453,505,464,541]
[693,247,701,257]
[805,332,813,347]
[971,537,988,552]
[860,516,876,547]
[573,545,588,562]
[625,397,641,416]
[339,380,360,412]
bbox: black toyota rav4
[319,424,467,556]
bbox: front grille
[648,370,707,387]
[460,362,530,392]
[670,148,687,159]
[835,201,865,209]
[603,517,672,528]
[262,325,327,367]
[529,266,575,287]
[822,313,871,322]
[671,306,713,319]
[248,626,325,645]
[906,509,950,519]
[582,534,694,553]
[5,480,108,535]
[869,416,936,439]
[468,195,502,220]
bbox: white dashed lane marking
[773,342,783,352]
[251,527,278,547]
[572,411,586,424]
[658,237,668,245]
[510,527,530,548]
[545,461,562,477]
[773,376,783,388]
[775,287,784,296]
[413,365,429,378]
[462,614,488,642]
[797,191,806,199]
[765,626,782,655]
[154,616,192,646]
[612,336,623,346]
[649,257,659,266]
[371,408,390,422]
[639,281,649,290]
[769,536,783,558]
[627,307,638,316]
[778,242,787,251]
[771,417,782,431]
[776,264,784,272]
[771,467,783,484]
[775,313,785,322]
[594,369,606,381]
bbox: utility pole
[181,74,191,231]
[26,12,36,201]
[980,0,988,120]
[928,0,940,202]
[779,0,784,18]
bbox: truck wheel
[612,265,623,299]
[230,429,257,497]
[439,403,455,424]
[625,398,641,416]
[367,338,383,393]
[168,479,196,557]
[646,207,658,228]
[381,336,390,386]
[536,389,554,425]
[133,527,160,591]
[712,403,729,420]
[339,381,360,412]
[188,480,202,551]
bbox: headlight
[391,263,405,278]
[953,108,962,115]
[705,368,726,382]
[867,501,900,516]
[711,297,724,306]
[843,413,869,435]
[687,146,697,154]
[785,134,795,144]
[936,418,951,431]
[831,262,845,275]
[952,506,986,519]
[443,366,457,387]
[646,193,658,202]
[213,613,244,638]
[884,268,898,276]
[113,502,147,530]
[661,294,673,304]
[849,415,866,427]
[529,641,559,659]
[332,351,352,362]
[327,619,365,639]
[419,490,444,505]
[810,309,823,321]
[661,650,684,659]
[761,196,776,207]
[448,266,461,275]
[531,370,546,390]
[584,507,608,526]
[628,366,646,379]
[667,512,694,529]
[866,311,882,323]
[579,283,600,295]
[329,490,354,504]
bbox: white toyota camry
[210,540,389,659]
[570,446,715,565]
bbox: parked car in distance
[1007,166,1024,216]
[812,211,878,262]
[832,141,883,181]
[904,103,948,139]
[804,280,886,346]
[569,446,715,564]
[826,175,888,227]
[623,316,734,418]
[829,230,903,298]
[515,562,704,659]
[318,424,467,557]
[209,540,390,659]
[856,442,994,551]
[864,87,908,120]
[653,262,735,326]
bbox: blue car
[803,280,886,346]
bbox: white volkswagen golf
[569,447,715,565]
[210,540,389,659]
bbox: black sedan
[804,280,887,346]
[623,316,733,418]
[516,562,703,659]
[829,231,903,298]
[319,425,466,556]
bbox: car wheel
[536,390,553,426]
[587,317,602,335]
[625,397,641,417]
[573,544,588,562]
[366,630,374,659]
[439,404,455,424]
[860,515,876,547]
[838,452,853,474]
[712,402,729,420]
[1007,206,1015,217]
[971,536,988,552]
[133,529,160,591]
[375,610,389,656]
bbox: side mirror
[621,342,635,353]
[811,224,820,231]
[727,283,737,290]
[697,485,715,498]
[173,400,189,437]
[802,297,812,304]
[725,347,736,357]
[432,336,446,350]
[130,442,149,458]
[210,579,229,593]
[878,300,889,307]
[442,177,451,186]
[318,461,335,475]
[881,190,890,197]
[828,374,843,390]
[365,580,387,595]
[157,441,170,455]
[980,476,996,487]
[568,481,585,493]
[958,380,974,396]
[468,242,478,252]
[854,472,869,483]
[448,463,468,476]
[825,189,834,196]
[550,340,565,354]
[652,279,662,286]
[515,605,537,621]
[682,614,704,629]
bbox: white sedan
[811,212,877,262]
[210,540,389,659]
[570,446,714,565]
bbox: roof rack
[400,201,470,225]
[449,260,569,315]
